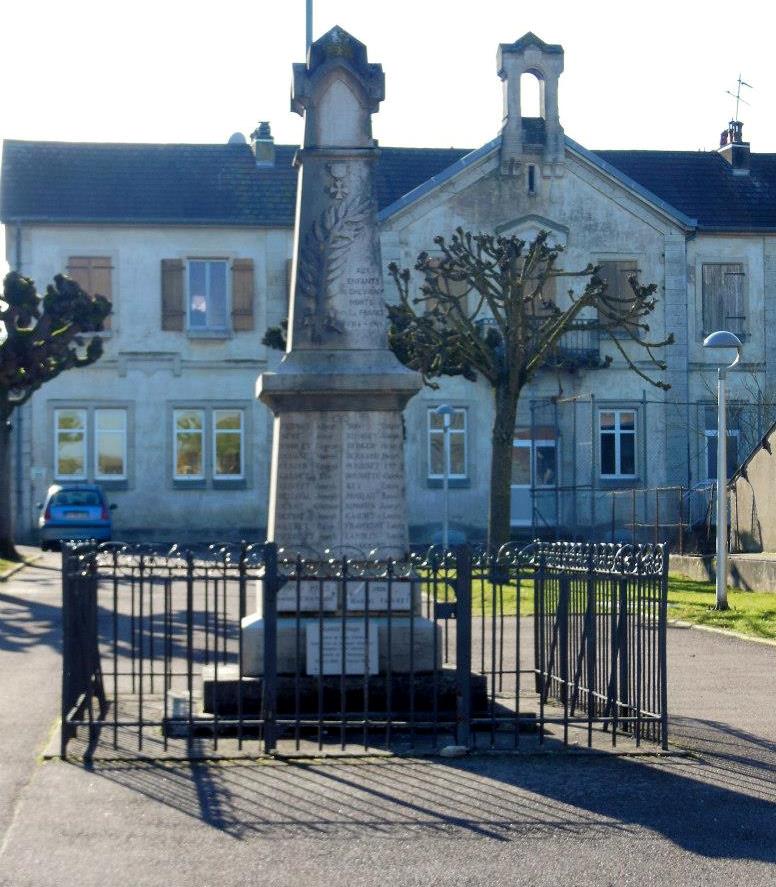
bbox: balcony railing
[474,316,602,369]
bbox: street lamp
[702,330,743,610]
[435,404,455,549]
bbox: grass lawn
[460,574,776,641]
[666,574,776,640]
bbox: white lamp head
[702,330,742,350]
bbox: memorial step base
[200,663,493,718]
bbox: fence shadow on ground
[81,745,776,861]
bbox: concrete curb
[668,618,776,647]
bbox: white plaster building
[3,32,776,544]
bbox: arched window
[520,71,543,118]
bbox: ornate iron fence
[59,540,668,759]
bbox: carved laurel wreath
[297,193,374,343]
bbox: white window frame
[599,409,637,480]
[703,405,741,481]
[54,409,88,480]
[512,438,558,489]
[212,409,244,480]
[187,258,229,332]
[173,409,206,480]
[427,407,467,480]
[94,408,128,481]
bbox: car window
[51,490,102,507]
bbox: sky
[2,0,775,269]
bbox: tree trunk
[0,405,20,561]
[488,383,519,550]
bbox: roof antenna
[726,74,752,121]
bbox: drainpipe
[13,223,25,539]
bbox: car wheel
[40,542,48,551]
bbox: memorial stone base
[240,614,442,677]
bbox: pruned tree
[0,272,111,560]
[388,228,673,548]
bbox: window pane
[600,411,615,430]
[727,436,739,478]
[208,262,227,328]
[450,410,465,430]
[449,434,465,476]
[96,409,125,431]
[707,435,718,479]
[176,410,202,431]
[189,261,207,328]
[536,445,557,487]
[215,432,241,476]
[511,445,531,485]
[57,410,85,431]
[429,411,444,430]
[601,433,616,476]
[215,410,241,430]
[58,434,85,476]
[429,432,443,475]
[620,434,636,475]
[97,434,125,476]
[620,411,635,431]
[176,433,202,477]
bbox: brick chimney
[719,120,750,175]
[251,121,275,166]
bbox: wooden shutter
[231,258,255,331]
[67,256,113,330]
[702,263,745,336]
[161,259,185,331]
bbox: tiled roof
[0,140,469,227]
[4,136,776,232]
[594,149,776,230]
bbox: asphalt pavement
[0,552,774,886]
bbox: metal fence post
[585,548,597,747]
[60,545,72,758]
[262,543,279,754]
[455,545,472,749]
[659,545,670,750]
[618,577,629,729]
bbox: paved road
[1,554,774,886]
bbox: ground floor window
[511,436,558,488]
[173,406,245,482]
[54,407,128,482]
[427,407,467,480]
[704,404,740,480]
[599,409,637,479]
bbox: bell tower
[497,32,565,176]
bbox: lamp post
[435,404,454,549]
[702,330,742,611]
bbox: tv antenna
[726,74,752,120]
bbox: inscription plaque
[277,580,338,613]
[272,410,407,552]
[306,622,379,675]
[346,580,412,612]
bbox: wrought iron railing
[59,540,669,759]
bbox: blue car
[38,483,116,549]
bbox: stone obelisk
[258,26,421,556]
